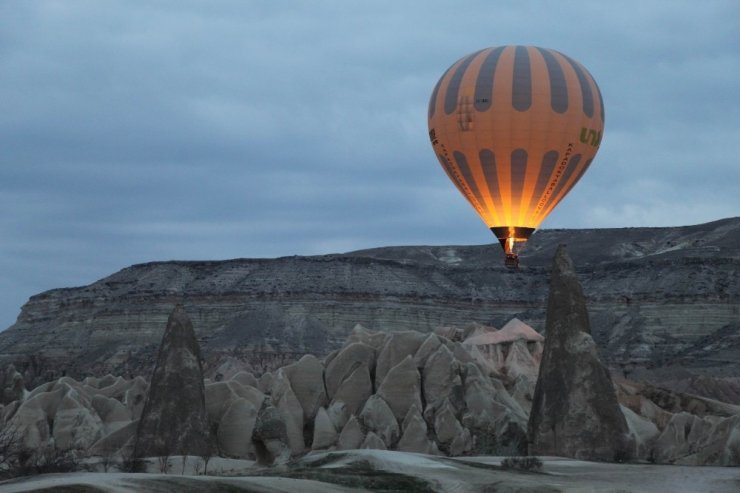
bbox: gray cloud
[1,0,739,329]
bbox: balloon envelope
[428,45,604,257]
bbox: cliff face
[1,218,738,383]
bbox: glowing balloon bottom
[490,226,535,269]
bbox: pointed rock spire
[133,305,211,458]
[527,245,633,461]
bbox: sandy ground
[1,451,738,492]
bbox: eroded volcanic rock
[133,305,211,458]
[1,319,736,466]
[528,245,633,461]
[1,218,739,385]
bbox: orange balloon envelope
[428,45,604,267]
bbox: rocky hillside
[0,217,738,383]
[3,320,738,468]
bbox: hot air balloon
[428,45,604,268]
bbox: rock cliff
[1,218,738,385]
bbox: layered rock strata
[1,218,738,385]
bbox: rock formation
[528,245,633,461]
[3,374,145,455]
[217,397,258,458]
[0,364,25,405]
[1,218,738,392]
[133,305,211,458]
[252,398,291,465]
[336,415,364,450]
[376,355,422,422]
[0,314,736,466]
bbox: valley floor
[1,451,738,493]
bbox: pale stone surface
[465,318,543,346]
[91,394,131,433]
[464,343,501,378]
[402,403,423,432]
[90,419,138,456]
[325,400,350,432]
[217,397,257,458]
[621,404,660,459]
[503,339,539,381]
[205,380,264,428]
[6,375,147,454]
[257,372,273,394]
[361,431,387,450]
[230,371,259,389]
[121,376,148,420]
[448,427,472,456]
[346,324,388,350]
[331,362,372,416]
[359,395,399,448]
[53,392,104,450]
[324,342,376,400]
[422,345,458,408]
[311,407,337,450]
[283,354,327,422]
[413,333,443,368]
[375,331,425,388]
[721,419,740,466]
[450,342,474,365]
[275,381,305,455]
[376,355,422,422]
[653,412,719,465]
[337,415,365,450]
[397,411,432,454]
[530,340,544,364]
[464,342,505,374]
[462,362,528,455]
[205,381,242,425]
[433,399,463,445]
[252,399,291,465]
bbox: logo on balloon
[580,127,602,147]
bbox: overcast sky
[1,0,738,330]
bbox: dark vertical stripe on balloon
[536,48,568,113]
[561,54,594,118]
[444,50,484,115]
[479,149,504,213]
[428,73,445,119]
[542,154,582,212]
[429,61,458,119]
[594,80,605,123]
[530,150,560,209]
[512,46,532,112]
[474,46,505,112]
[452,151,487,210]
[510,149,528,210]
